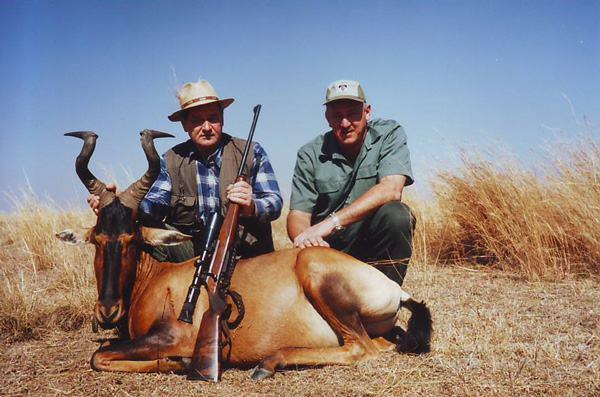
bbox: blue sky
[1,1,598,212]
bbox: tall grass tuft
[419,139,600,280]
[0,190,96,341]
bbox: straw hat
[168,80,234,122]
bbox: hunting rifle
[187,104,262,382]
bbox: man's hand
[226,180,256,217]
[292,219,334,249]
[87,183,117,215]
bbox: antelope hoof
[250,365,274,380]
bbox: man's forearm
[253,193,283,222]
[335,175,406,228]
[287,210,312,240]
[139,198,169,224]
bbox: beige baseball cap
[168,80,234,122]
[324,80,366,105]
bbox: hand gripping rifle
[187,104,262,382]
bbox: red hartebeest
[57,131,432,379]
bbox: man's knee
[373,201,415,235]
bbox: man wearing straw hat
[89,79,282,261]
[287,80,415,285]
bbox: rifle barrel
[236,104,262,177]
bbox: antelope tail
[396,298,432,354]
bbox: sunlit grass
[409,139,600,280]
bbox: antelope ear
[56,227,94,245]
[140,226,192,246]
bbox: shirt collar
[320,132,345,161]
[187,134,229,169]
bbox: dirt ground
[1,264,598,397]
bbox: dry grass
[406,139,600,281]
[1,263,598,396]
[0,139,598,395]
[0,192,96,342]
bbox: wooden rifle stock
[188,105,262,382]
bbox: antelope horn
[119,129,174,211]
[65,131,115,208]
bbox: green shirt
[290,118,414,225]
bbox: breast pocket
[313,179,345,220]
[315,179,345,194]
[356,164,378,180]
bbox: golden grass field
[1,141,599,396]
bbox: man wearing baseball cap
[287,80,415,285]
[89,79,282,261]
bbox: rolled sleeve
[377,123,414,185]
[251,143,283,222]
[290,147,318,213]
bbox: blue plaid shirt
[140,139,282,224]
